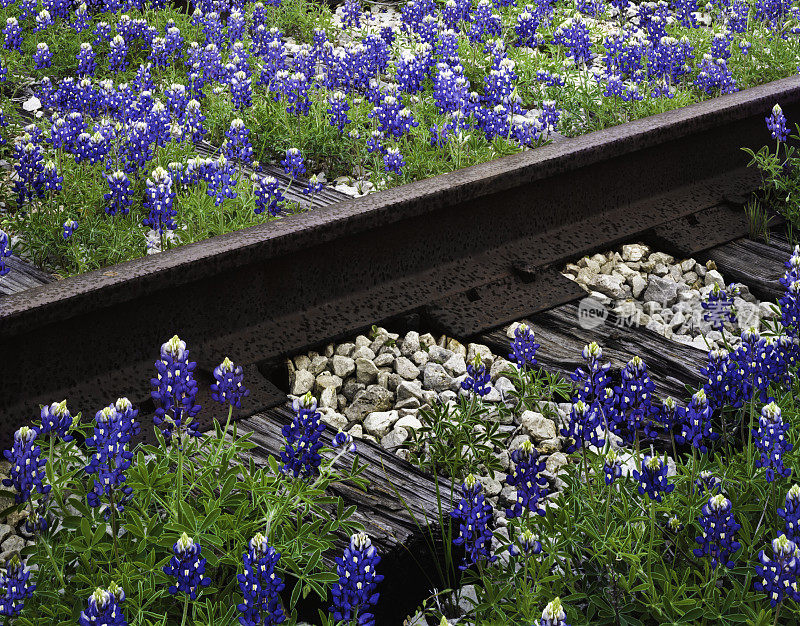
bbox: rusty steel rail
[1,75,799,443]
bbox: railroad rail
[2,76,797,440]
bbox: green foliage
[744,124,800,240]
[12,409,364,625]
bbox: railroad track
[1,75,800,623]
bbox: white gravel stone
[395,414,423,431]
[363,410,400,437]
[400,331,420,356]
[355,357,380,384]
[394,356,420,380]
[443,353,467,377]
[331,355,356,378]
[622,244,647,262]
[381,426,409,449]
[344,385,394,423]
[520,411,557,442]
[290,369,315,395]
[704,269,725,288]
[318,408,348,430]
[423,362,452,392]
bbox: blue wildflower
[164,533,212,600]
[62,219,78,240]
[779,484,800,542]
[211,357,249,408]
[767,103,789,142]
[754,401,793,482]
[2,426,50,504]
[506,440,548,518]
[332,429,357,453]
[534,597,571,626]
[754,534,800,608]
[38,400,74,442]
[252,174,284,216]
[462,354,491,397]
[633,454,673,502]
[561,399,605,453]
[694,494,741,569]
[676,389,717,453]
[695,470,722,496]
[79,583,128,626]
[508,528,542,557]
[237,533,286,626]
[282,148,305,179]
[383,147,406,176]
[330,533,383,626]
[604,449,622,485]
[281,392,326,479]
[0,556,36,621]
[151,335,202,445]
[143,167,177,234]
[85,404,136,514]
[451,474,497,570]
[509,323,540,369]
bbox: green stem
[42,535,66,590]
[774,601,783,626]
[647,499,655,585]
[180,594,189,626]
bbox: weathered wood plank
[234,405,456,625]
[0,256,55,297]
[477,302,706,401]
[704,238,787,301]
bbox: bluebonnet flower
[222,119,253,164]
[85,404,135,513]
[62,219,78,240]
[330,533,383,626]
[462,354,491,397]
[184,99,207,143]
[230,70,253,110]
[13,138,46,207]
[2,426,50,504]
[252,174,284,216]
[303,174,324,199]
[754,401,793,482]
[37,400,74,441]
[109,35,129,73]
[676,389,717,453]
[114,397,140,438]
[633,454,674,502]
[0,230,10,277]
[70,2,89,32]
[572,342,611,403]
[211,357,249,408]
[754,534,800,607]
[767,103,789,142]
[604,449,622,485]
[207,155,237,206]
[332,429,357,453]
[781,245,800,288]
[779,484,800,541]
[282,148,306,179]
[695,470,722,495]
[341,0,364,27]
[515,7,542,47]
[702,348,739,411]
[282,72,311,116]
[281,392,326,479]
[780,280,800,337]
[702,283,739,330]
[451,474,497,570]
[383,147,406,176]
[506,440,548,517]
[469,0,502,43]
[76,43,97,77]
[614,356,654,444]
[33,42,52,70]
[508,528,542,557]
[534,597,570,626]
[34,10,53,33]
[152,335,202,444]
[237,533,286,626]
[694,494,742,569]
[694,54,737,95]
[104,171,133,217]
[143,167,177,234]
[79,584,127,626]
[3,18,22,52]
[0,556,36,621]
[0,108,6,146]
[553,18,592,66]
[508,322,540,369]
[164,533,212,600]
[647,395,684,440]
[561,399,605,453]
[327,91,351,132]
